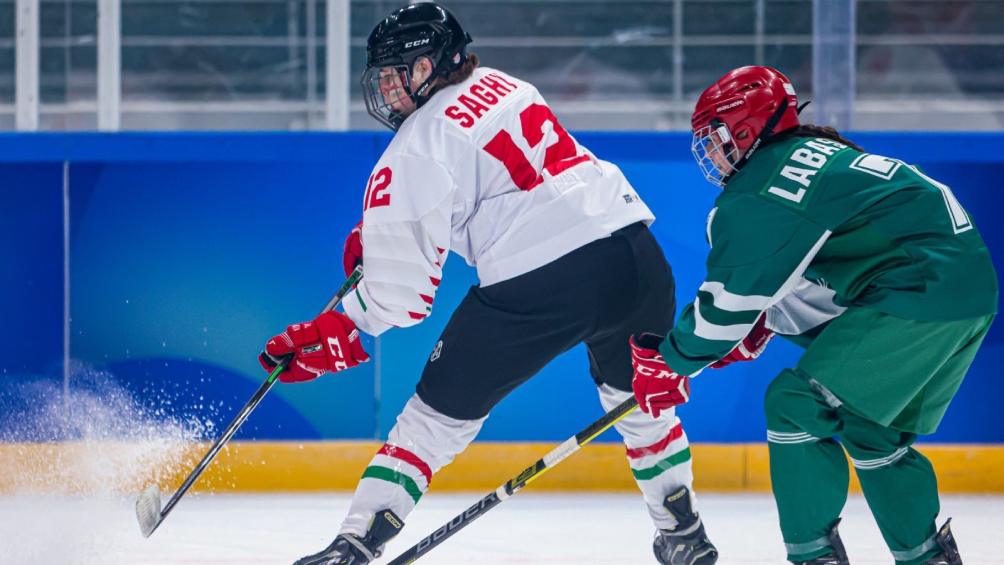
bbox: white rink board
[0,493,1001,564]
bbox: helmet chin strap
[396,61,448,116]
[412,54,466,109]
[722,97,791,184]
[409,39,471,109]
[389,44,470,127]
[411,73,440,108]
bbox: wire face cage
[361,64,416,131]
[691,121,740,188]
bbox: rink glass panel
[6,0,1002,131]
[0,0,12,129]
[855,0,1004,130]
[116,0,324,129]
[36,0,99,130]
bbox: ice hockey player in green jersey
[628,66,997,565]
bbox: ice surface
[0,492,1000,564]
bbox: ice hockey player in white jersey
[258,3,717,564]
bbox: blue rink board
[0,132,1000,443]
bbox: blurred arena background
[0,0,1002,504]
[1,0,1003,131]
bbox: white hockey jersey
[342,67,655,336]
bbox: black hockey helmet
[362,2,473,130]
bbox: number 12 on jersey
[363,166,393,211]
[483,103,591,191]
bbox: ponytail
[770,124,865,152]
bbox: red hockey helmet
[690,66,800,187]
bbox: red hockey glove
[710,314,774,369]
[259,311,370,383]
[343,221,363,278]
[630,333,690,418]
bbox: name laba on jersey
[444,72,521,128]
[765,137,848,206]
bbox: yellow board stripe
[0,442,1001,494]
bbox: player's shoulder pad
[383,95,475,169]
[709,193,826,268]
[361,147,456,221]
[429,67,530,133]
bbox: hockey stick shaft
[387,396,639,564]
[142,266,363,537]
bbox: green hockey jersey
[661,136,998,376]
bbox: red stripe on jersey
[419,294,434,305]
[408,311,427,320]
[378,443,433,484]
[430,276,441,287]
[625,423,684,459]
[547,154,592,177]
[436,247,446,255]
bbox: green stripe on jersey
[354,289,368,312]
[631,447,693,481]
[361,466,424,503]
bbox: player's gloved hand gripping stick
[134,266,364,538]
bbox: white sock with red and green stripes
[599,384,696,531]
[340,394,485,538]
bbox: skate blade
[135,484,163,538]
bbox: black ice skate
[653,487,719,565]
[293,509,403,565]
[792,518,848,565]
[922,519,962,565]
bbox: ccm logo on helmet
[716,99,744,113]
[405,38,431,49]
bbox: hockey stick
[387,396,639,564]
[135,266,364,538]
